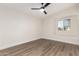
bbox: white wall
[0,4,79,50]
[42,6,79,45]
[0,6,42,50]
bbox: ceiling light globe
[40,9,44,12]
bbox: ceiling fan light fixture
[40,8,44,12]
[31,3,51,15]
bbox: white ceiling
[0,3,77,19]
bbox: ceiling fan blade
[41,3,43,5]
[31,8,40,10]
[41,3,44,6]
[43,3,50,8]
[43,11,47,14]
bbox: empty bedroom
[0,3,79,56]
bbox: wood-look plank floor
[0,39,79,56]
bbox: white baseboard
[42,33,79,45]
[0,38,39,50]
[43,37,79,45]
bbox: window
[58,18,71,31]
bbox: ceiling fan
[31,3,51,15]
